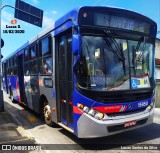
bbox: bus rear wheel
[10,90,16,103]
[43,102,54,126]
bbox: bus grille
[77,86,154,103]
[95,91,153,103]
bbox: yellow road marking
[27,115,39,122]
[20,110,39,122]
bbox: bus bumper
[77,108,154,138]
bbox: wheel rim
[43,104,52,124]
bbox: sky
[1,0,160,58]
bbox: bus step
[58,123,74,133]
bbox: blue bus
[2,6,157,138]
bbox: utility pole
[0,0,4,112]
[0,0,2,86]
[0,1,5,89]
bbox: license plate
[124,120,137,128]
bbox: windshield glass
[75,35,154,91]
[129,39,153,89]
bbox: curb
[5,109,35,141]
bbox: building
[155,38,160,107]
[155,38,160,81]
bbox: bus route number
[138,101,148,108]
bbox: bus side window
[28,45,38,75]
[29,45,37,60]
[12,67,17,75]
[6,60,9,75]
[39,42,42,57]
[24,48,29,62]
[24,63,29,75]
[24,48,29,75]
[10,68,13,75]
[30,61,38,74]
[2,63,4,76]
[41,37,51,57]
[39,36,52,75]
[39,57,52,74]
[13,55,17,66]
[9,58,12,67]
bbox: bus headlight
[94,112,104,120]
[145,98,155,112]
[83,106,89,113]
[77,103,84,109]
[146,105,152,112]
[77,103,105,120]
[88,109,96,116]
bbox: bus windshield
[75,35,154,91]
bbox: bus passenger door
[17,54,25,102]
[24,45,40,112]
[57,34,73,128]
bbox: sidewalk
[0,111,36,152]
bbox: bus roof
[2,6,157,62]
[78,6,157,25]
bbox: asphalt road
[3,92,160,153]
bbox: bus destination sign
[94,13,150,34]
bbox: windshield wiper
[132,37,146,75]
[134,36,145,61]
[103,30,126,75]
[135,37,144,53]
[137,37,146,62]
[132,36,148,78]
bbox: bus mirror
[72,35,80,55]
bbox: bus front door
[57,34,73,129]
[18,54,25,103]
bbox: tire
[43,101,54,127]
[10,90,16,103]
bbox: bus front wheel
[43,101,54,126]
